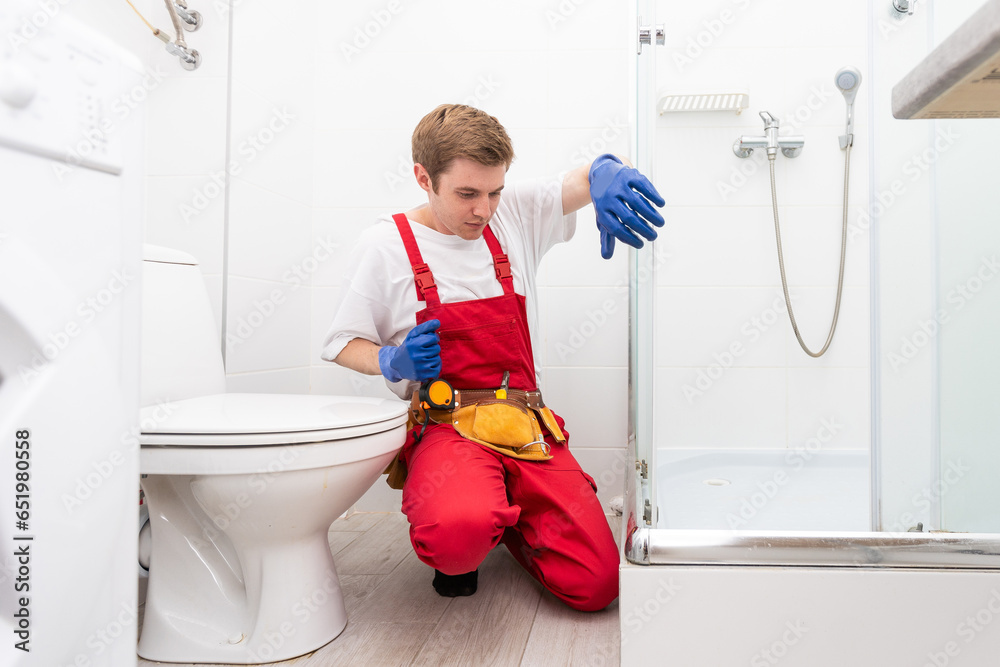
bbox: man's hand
[378,319,442,382]
[589,154,665,259]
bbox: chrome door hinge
[637,18,664,54]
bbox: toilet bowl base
[138,535,349,664]
[136,452,394,664]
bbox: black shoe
[432,569,478,597]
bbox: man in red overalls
[322,104,663,611]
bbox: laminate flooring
[137,512,622,667]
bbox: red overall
[392,214,619,612]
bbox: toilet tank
[141,244,226,407]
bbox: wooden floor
[138,512,622,667]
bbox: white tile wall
[786,367,870,448]
[777,206,870,289]
[224,0,317,379]
[543,367,629,449]
[657,367,787,449]
[656,206,776,287]
[226,178,313,283]
[219,0,887,509]
[145,76,229,177]
[224,276,311,374]
[306,2,634,510]
[67,0,232,363]
[309,208,381,287]
[655,287,789,368]
[144,175,226,274]
[651,0,872,461]
[77,0,995,539]
[226,368,310,394]
[540,287,630,369]
[97,1,913,513]
[573,447,630,511]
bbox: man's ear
[413,163,434,194]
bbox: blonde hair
[411,104,514,191]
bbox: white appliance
[0,5,144,666]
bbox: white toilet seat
[139,393,409,475]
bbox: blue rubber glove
[589,154,666,259]
[378,319,442,383]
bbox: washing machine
[0,5,144,665]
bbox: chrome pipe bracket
[165,42,201,70]
[174,4,203,32]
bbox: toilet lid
[140,393,409,446]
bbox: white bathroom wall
[223,0,317,392]
[299,1,635,510]
[75,2,637,511]
[59,2,1000,527]
[65,0,232,341]
[649,0,872,458]
[140,1,230,343]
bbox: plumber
[321,103,664,610]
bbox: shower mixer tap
[732,111,804,159]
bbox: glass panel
[646,0,872,533]
[637,0,998,538]
[874,0,1000,534]
[632,0,656,527]
[931,2,1000,533]
[871,1,939,533]
[937,117,1000,532]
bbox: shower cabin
[621,0,1000,663]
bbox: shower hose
[767,142,851,357]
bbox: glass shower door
[629,0,657,529]
[873,0,1000,535]
[929,2,1000,534]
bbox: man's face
[419,158,506,240]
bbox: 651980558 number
[14,429,30,531]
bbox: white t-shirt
[320,176,576,399]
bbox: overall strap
[392,214,441,307]
[482,225,514,295]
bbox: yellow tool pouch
[451,399,551,461]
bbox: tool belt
[409,387,566,462]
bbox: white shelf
[892,0,1000,119]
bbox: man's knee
[409,505,518,574]
[560,561,619,612]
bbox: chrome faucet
[733,111,804,159]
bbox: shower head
[835,67,862,105]
[834,67,861,148]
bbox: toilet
[137,245,407,664]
